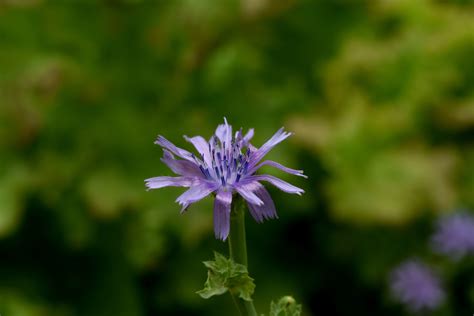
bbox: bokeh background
[1,0,474,315]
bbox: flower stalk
[228,196,258,316]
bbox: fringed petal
[249,160,307,178]
[248,128,292,169]
[215,118,232,148]
[161,150,203,177]
[155,135,194,161]
[246,182,278,223]
[145,176,196,190]
[248,174,304,195]
[183,135,213,167]
[213,190,232,241]
[234,181,264,206]
[176,182,217,212]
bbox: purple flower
[390,260,445,312]
[431,212,474,260]
[145,118,306,241]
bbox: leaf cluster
[197,252,255,302]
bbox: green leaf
[197,252,255,301]
[269,296,302,316]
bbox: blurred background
[1,0,474,315]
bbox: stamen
[243,161,249,174]
[204,129,256,186]
[199,166,207,178]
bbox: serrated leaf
[197,252,255,301]
[269,296,302,316]
[196,269,228,299]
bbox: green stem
[228,196,258,316]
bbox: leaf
[197,252,255,301]
[269,296,302,316]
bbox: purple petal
[154,135,194,161]
[176,182,217,212]
[243,129,254,143]
[248,127,292,168]
[213,190,232,240]
[235,128,244,142]
[161,150,203,177]
[246,182,278,223]
[234,181,264,206]
[215,118,232,147]
[183,135,212,166]
[247,175,304,195]
[248,143,258,152]
[249,160,307,178]
[145,176,196,190]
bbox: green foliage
[0,164,28,237]
[289,0,474,224]
[197,252,255,302]
[0,288,73,316]
[269,296,302,316]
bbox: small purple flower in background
[145,118,306,241]
[431,212,474,260]
[390,260,445,312]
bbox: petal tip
[180,204,189,213]
[216,232,228,241]
[154,135,164,145]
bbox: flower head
[145,118,306,240]
[389,260,445,312]
[431,211,474,260]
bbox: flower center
[192,136,251,186]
